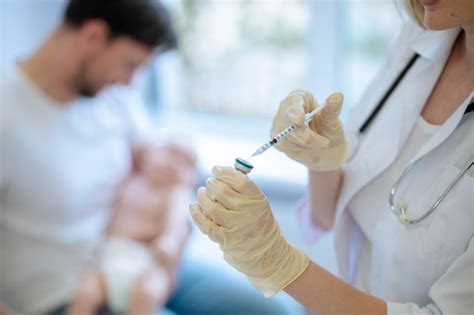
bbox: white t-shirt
[348,116,441,290]
[0,67,153,314]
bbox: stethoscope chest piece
[396,201,412,224]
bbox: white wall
[0,0,65,71]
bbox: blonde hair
[403,0,426,28]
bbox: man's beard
[78,85,98,97]
[75,59,102,97]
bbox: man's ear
[75,19,111,54]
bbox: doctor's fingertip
[328,91,343,102]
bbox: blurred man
[0,0,291,314]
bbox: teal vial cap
[234,158,254,174]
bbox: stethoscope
[349,53,474,225]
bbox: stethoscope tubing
[389,158,474,224]
[349,52,473,224]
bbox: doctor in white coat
[190,0,474,314]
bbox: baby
[68,141,197,315]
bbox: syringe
[248,102,327,159]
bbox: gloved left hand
[190,166,309,297]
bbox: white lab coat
[333,22,473,314]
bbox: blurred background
[0,0,402,279]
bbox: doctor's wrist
[246,243,310,298]
[308,166,342,175]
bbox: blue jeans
[49,243,300,315]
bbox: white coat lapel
[332,25,462,283]
[335,52,434,224]
[411,93,474,163]
[335,29,460,225]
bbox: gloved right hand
[270,90,347,171]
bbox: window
[0,0,64,71]
[157,0,402,117]
[154,0,404,189]
[339,0,402,109]
[158,0,312,119]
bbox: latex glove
[271,90,347,171]
[190,166,309,297]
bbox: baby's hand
[67,267,106,315]
[129,265,171,315]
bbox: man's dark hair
[64,0,177,49]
